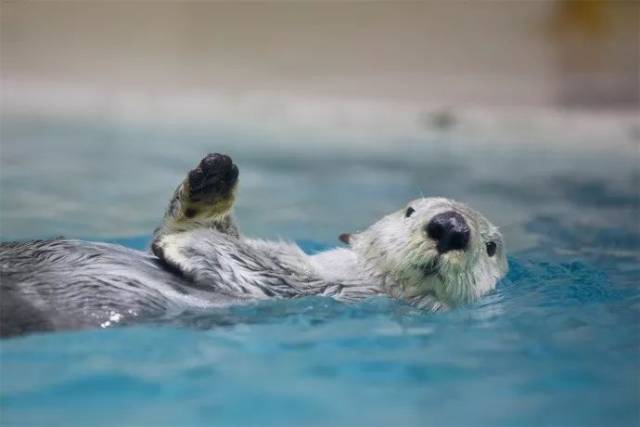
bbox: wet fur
[0,155,507,337]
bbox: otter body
[1,240,192,335]
[1,154,508,337]
[0,237,378,336]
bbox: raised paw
[187,153,239,202]
[177,153,239,221]
[153,153,240,241]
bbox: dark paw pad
[188,153,239,201]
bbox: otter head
[346,198,508,310]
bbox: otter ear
[339,233,352,245]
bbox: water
[1,114,639,426]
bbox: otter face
[350,198,508,310]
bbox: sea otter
[0,154,508,337]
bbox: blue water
[1,116,639,426]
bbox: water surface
[1,115,638,426]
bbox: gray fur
[0,234,379,336]
[0,155,508,337]
[0,239,244,335]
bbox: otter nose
[426,211,470,253]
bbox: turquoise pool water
[1,116,639,426]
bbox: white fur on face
[350,197,508,310]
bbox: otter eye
[486,241,497,257]
[405,207,415,218]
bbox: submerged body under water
[1,116,638,426]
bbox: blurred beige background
[2,0,638,116]
[0,1,638,244]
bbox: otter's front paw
[153,153,240,240]
[187,153,239,203]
